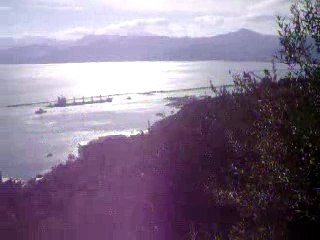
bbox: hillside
[0,96,240,239]
[1,76,319,239]
[0,29,279,64]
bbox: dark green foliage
[0,179,23,240]
[206,1,320,238]
[277,0,319,77]
[209,76,320,239]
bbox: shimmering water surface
[0,61,281,179]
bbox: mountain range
[0,29,280,64]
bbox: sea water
[0,61,282,179]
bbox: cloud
[193,13,271,33]
[54,17,220,39]
[0,6,11,11]
[97,18,168,34]
[246,14,275,23]
[96,0,249,14]
[249,0,288,10]
[190,0,292,36]
[54,27,94,39]
[194,16,225,26]
[34,4,84,11]
[4,0,272,14]
[248,0,291,15]
[1,0,292,38]
[53,10,282,40]
[3,0,84,11]
[2,0,292,13]
[54,18,169,39]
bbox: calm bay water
[0,61,280,179]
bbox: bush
[208,1,320,239]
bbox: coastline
[1,95,238,239]
[1,76,319,238]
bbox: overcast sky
[0,0,292,39]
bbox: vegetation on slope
[0,0,319,239]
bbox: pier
[6,84,234,108]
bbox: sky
[0,0,292,40]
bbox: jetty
[6,84,234,108]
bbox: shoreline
[1,76,318,238]
[0,95,202,182]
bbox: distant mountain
[0,37,15,50]
[0,36,69,50]
[0,29,280,64]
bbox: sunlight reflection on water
[0,61,285,179]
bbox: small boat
[35,108,47,114]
